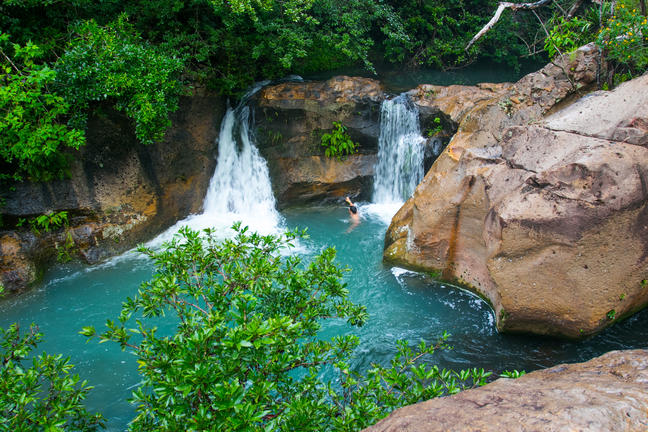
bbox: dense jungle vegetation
[1,0,647,183]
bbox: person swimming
[345,197,360,232]
[345,196,358,216]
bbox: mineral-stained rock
[253,76,385,205]
[385,44,648,337]
[0,89,225,293]
[364,349,648,432]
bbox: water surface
[2,205,647,431]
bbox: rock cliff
[253,76,384,205]
[365,349,648,432]
[0,90,225,293]
[385,44,648,338]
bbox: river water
[1,84,647,431]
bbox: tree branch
[566,0,585,17]
[465,0,553,51]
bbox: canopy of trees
[1,0,646,181]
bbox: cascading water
[372,94,426,204]
[201,104,281,229]
[151,85,282,245]
[367,94,426,223]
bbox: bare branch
[566,0,585,18]
[465,0,553,51]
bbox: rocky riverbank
[365,349,648,432]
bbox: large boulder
[384,44,648,338]
[0,89,225,293]
[253,76,384,205]
[365,349,648,432]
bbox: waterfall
[364,94,425,224]
[150,85,282,246]
[201,104,281,228]
[372,95,426,205]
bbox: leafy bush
[0,34,85,182]
[544,16,595,59]
[83,225,490,431]
[0,321,104,431]
[597,1,648,83]
[55,15,185,145]
[28,210,68,235]
[320,122,358,160]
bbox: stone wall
[0,90,225,293]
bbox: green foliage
[0,33,85,182]
[606,309,616,320]
[56,231,76,263]
[545,16,595,59]
[85,224,489,431]
[0,323,104,431]
[320,121,358,160]
[384,0,532,70]
[597,1,648,82]
[500,369,526,379]
[425,117,442,137]
[28,210,68,235]
[56,15,185,145]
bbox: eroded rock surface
[254,76,384,205]
[365,349,648,432]
[385,44,648,337]
[0,90,225,293]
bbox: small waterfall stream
[372,94,426,204]
[366,94,426,223]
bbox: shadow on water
[302,60,545,93]
[1,204,646,430]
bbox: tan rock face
[0,90,225,293]
[364,349,648,432]
[385,45,648,338]
[254,76,384,205]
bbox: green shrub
[55,15,185,146]
[83,224,490,431]
[0,34,85,182]
[0,321,104,431]
[320,121,358,160]
[597,1,648,83]
[544,16,595,59]
[28,210,68,235]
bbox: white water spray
[150,85,282,246]
[367,94,426,223]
